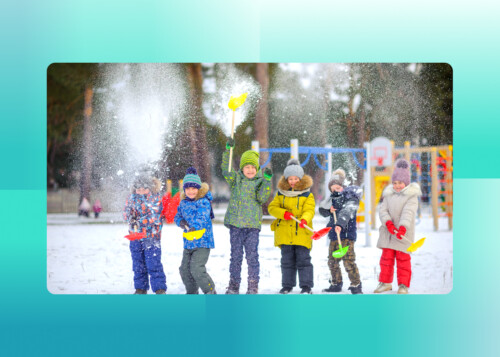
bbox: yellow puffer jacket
[268,175,315,249]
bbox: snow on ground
[47,208,452,295]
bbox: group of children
[123,139,421,295]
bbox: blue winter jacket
[123,190,163,240]
[174,183,215,249]
[319,185,362,241]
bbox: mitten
[226,138,235,150]
[396,226,407,240]
[263,167,273,181]
[283,211,293,220]
[299,219,307,228]
[179,219,189,230]
[386,220,397,235]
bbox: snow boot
[374,282,392,294]
[397,284,409,294]
[279,287,293,294]
[225,280,240,294]
[322,282,343,293]
[155,289,166,294]
[246,280,258,295]
[348,283,363,295]
[206,289,217,294]
[134,289,147,295]
[300,287,312,294]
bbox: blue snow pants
[129,238,167,292]
[281,244,314,289]
[229,226,260,284]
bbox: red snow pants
[379,248,412,287]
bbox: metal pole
[290,139,299,161]
[364,141,372,247]
[251,140,260,153]
[324,144,332,200]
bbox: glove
[179,219,189,230]
[226,137,235,150]
[263,167,273,180]
[386,220,397,235]
[299,219,307,228]
[188,227,196,232]
[396,226,406,240]
[283,211,293,220]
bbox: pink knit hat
[392,159,411,186]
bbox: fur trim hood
[382,182,422,198]
[180,182,210,201]
[277,174,313,196]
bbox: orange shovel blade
[311,227,332,240]
[124,232,146,241]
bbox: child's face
[330,184,343,193]
[287,176,300,188]
[135,187,150,195]
[242,164,257,179]
[185,187,199,199]
[393,180,406,192]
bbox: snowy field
[47,208,452,295]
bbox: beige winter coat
[377,183,422,253]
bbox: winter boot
[246,280,259,295]
[206,289,217,294]
[134,289,147,295]
[374,282,392,294]
[155,289,166,294]
[397,284,409,294]
[279,287,293,294]
[300,287,312,294]
[348,283,363,295]
[322,282,343,293]
[225,280,240,295]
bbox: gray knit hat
[283,159,304,179]
[392,159,411,186]
[328,168,346,190]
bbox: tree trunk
[186,63,211,185]
[79,85,93,206]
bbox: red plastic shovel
[288,215,331,240]
[124,225,146,241]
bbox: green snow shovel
[331,210,349,258]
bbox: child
[123,174,166,294]
[375,159,421,294]
[222,138,273,294]
[319,169,363,294]
[174,167,216,294]
[93,199,102,219]
[268,159,315,294]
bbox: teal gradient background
[1,0,499,355]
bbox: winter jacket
[319,186,362,241]
[222,149,272,229]
[174,183,215,250]
[123,178,163,239]
[268,175,315,249]
[377,182,422,253]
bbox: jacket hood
[180,182,211,201]
[382,182,422,198]
[130,177,162,194]
[277,174,313,192]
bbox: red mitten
[299,219,307,228]
[283,211,293,220]
[396,226,407,240]
[386,220,397,235]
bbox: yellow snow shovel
[183,228,206,241]
[398,235,426,253]
[227,93,248,173]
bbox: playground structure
[252,138,453,238]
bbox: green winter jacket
[222,149,272,229]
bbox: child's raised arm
[256,168,273,204]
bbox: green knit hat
[240,150,260,171]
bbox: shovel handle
[289,215,315,233]
[228,110,236,173]
[332,210,343,248]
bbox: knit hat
[133,174,152,189]
[392,159,411,186]
[283,159,304,179]
[240,150,260,171]
[328,168,346,190]
[183,167,202,190]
